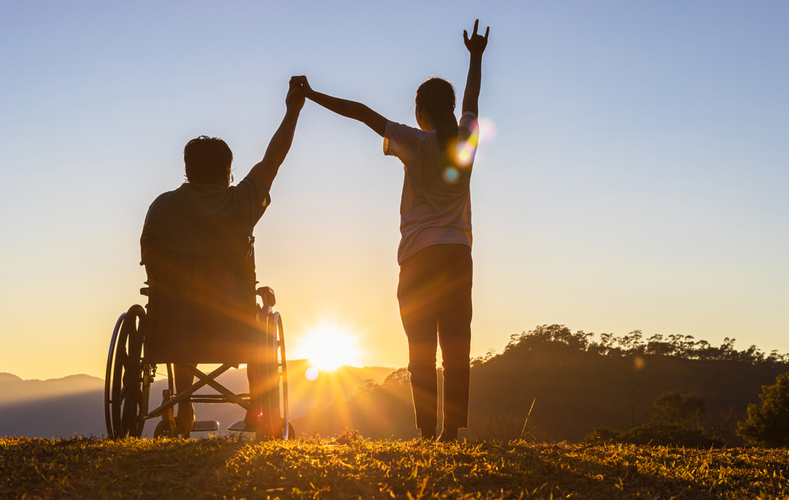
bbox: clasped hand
[286,78,306,111]
[289,75,314,100]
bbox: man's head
[184,136,233,187]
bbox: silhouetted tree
[505,324,788,367]
[651,390,705,430]
[645,334,674,356]
[737,373,789,448]
[626,390,645,427]
[471,348,497,367]
[585,391,722,448]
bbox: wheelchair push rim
[274,312,291,439]
[104,305,149,439]
[104,312,125,438]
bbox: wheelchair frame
[104,286,291,440]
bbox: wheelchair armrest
[141,279,154,296]
[256,286,276,307]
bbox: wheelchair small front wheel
[153,419,190,439]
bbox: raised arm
[249,82,305,192]
[462,20,489,117]
[290,76,388,137]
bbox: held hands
[288,75,387,135]
[463,19,489,56]
[286,78,305,112]
[289,75,315,100]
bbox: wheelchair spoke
[106,305,150,439]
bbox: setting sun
[294,325,362,371]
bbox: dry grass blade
[0,436,786,499]
[520,397,536,441]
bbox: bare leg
[174,364,195,431]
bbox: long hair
[415,78,458,155]
[184,135,233,186]
[415,78,467,191]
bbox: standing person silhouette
[291,20,488,442]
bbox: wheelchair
[104,240,292,440]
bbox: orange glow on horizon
[293,324,362,371]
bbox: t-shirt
[141,173,271,262]
[383,111,477,264]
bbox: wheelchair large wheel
[249,308,292,439]
[273,312,291,439]
[104,305,148,439]
[263,311,292,439]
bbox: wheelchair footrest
[191,420,219,432]
[228,420,256,433]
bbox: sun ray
[293,324,362,371]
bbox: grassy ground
[1,434,787,499]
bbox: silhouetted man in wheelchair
[139,82,304,435]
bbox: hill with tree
[294,325,788,445]
[737,373,789,448]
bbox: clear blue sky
[1,1,787,379]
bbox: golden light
[455,144,474,166]
[305,366,319,381]
[295,324,362,371]
[454,119,480,167]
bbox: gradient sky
[1,1,787,380]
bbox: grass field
[1,434,787,499]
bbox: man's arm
[461,20,489,117]
[249,83,305,192]
[290,76,388,137]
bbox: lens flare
[455,141,476,167]
[477,117,497,144]
[453,119,481,167]
[305,366,319,381]
[442,166,459,184]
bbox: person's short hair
[183,136,233,186]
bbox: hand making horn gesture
[463,19,489,55]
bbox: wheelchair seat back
[143,245,261,364]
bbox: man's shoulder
[231,173,271,213]
[145,186,173,212]
[152,182,189,199]
[150,182,222,205]
[146,179,268,229]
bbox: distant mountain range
[0,372,104,406]
[0,362,397,439]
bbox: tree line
[294,324,788,447]
[476,324,788,367]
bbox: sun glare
[296,325,362,372]
[477,116,497,144]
